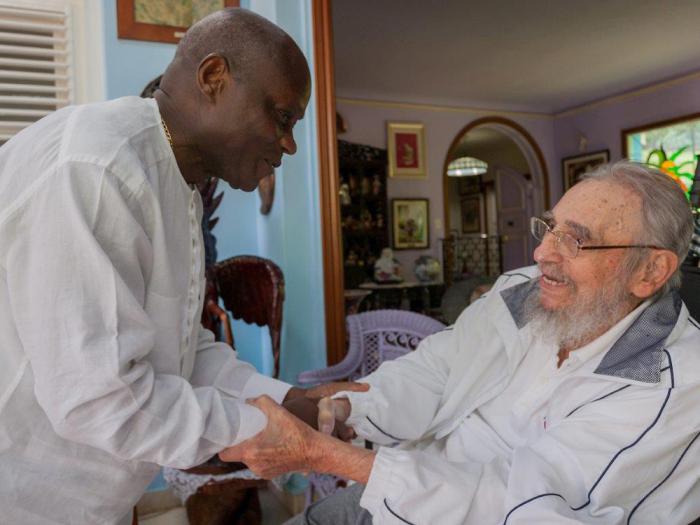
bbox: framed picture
[392,199,429,250]
[561,150,610,192]
[117,0,240,44]
[622,112,700,201]
[460,195,481,234]
[387,122,426,178]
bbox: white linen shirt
[0,97,290,524]
[341,267,700,524]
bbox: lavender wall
[338,73,700,276]
[554,74,700,187]
[336,100,557,272]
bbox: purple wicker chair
[297,309,445,505]
[298,309,445,385]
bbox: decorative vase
[414,255,441,282]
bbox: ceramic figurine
[372,174,382,196]
[346,250,358,266]
[360,176,370,196]
[339,182,351,206]
[360,209,373,230]
[348,174,358,196]
[374,247,403,283]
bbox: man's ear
[629,250,678,299]
[196,54,231,102]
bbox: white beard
[523,269,634,351]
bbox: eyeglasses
[530,217,664,258]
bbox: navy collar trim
[500,279,682,383]
[500,278,537,330]
[594,291,681,383]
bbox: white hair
[581,160,694,297]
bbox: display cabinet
[338,140,389,288]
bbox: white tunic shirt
[342,268,700,524]
[0,97,290,524]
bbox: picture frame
[387,122,427,178]
[391,198,429,250]
[561,149,610,192]
[117,0,240,44]
[460,195,482,234]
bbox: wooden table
[358,280,444,312]
[344,289,373,315]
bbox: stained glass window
[624,115,700,203]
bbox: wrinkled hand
[219,395,316,479]
[305,381,369,400]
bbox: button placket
[183,198,198,352]
[183,193,205,356]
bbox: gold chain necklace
[161,117,173,148]
[161,116,196,189]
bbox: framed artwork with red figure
[387,122,426,178]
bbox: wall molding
[553,69,700,118]
[336,96,552,120]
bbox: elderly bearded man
[0,8,364,525]
[223,161,700,524]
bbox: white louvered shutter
[0,2,72,143]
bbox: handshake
[218,382,373,482]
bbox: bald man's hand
[282,382,368,442]
[283,381,368,403]
[283,395,355,442]
[304,381,369,400]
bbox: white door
[495,166,534,271]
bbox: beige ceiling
[332,0,700,114]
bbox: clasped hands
[218,382,369,479]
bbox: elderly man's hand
[219,395,317,478]
[220,395,376,484]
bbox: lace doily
[162,466,261,503]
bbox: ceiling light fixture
[446,156,488,177]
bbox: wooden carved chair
[202,268,234,346]
[213,255,285,378]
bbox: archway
[442,117,550,276]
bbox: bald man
[0,9,316,525]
